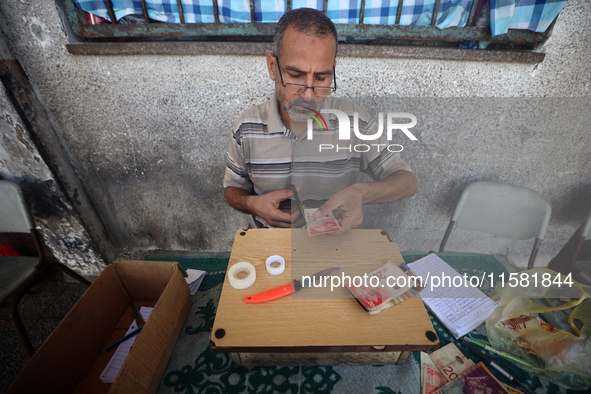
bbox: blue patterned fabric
[436,0,473,29]
[490,0,567,36]
[253,0,286,23]
[362,0,399,25]
[74,0,568,35]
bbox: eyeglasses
[275,55,337,97]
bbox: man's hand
[289,201,307,228]
[225,187,293,228]
[246,189,294,227]
[312,170,418,233]
[312,184,365,233]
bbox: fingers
[337,213,362,234]
[267,210,293,228]
[268,189,296,227]
[247,189,296,227]
[313,200,337,218]
[272,188,294,202]
[270,219,293,228]
[291,213,307,228]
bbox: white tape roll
[228,262,256,290]
[266,255,285,276]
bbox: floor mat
[144,253,583,394]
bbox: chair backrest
[451,181,551,240]
[0,181,34,233]
[440,181,552,269]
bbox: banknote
[345,261,420,314]
[433,363,510,394]
[421,351,447,394]
[429,343,475,381]
[304,208,341,236]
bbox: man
[223,8,417,232]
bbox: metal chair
[570,209,591,285]
[439,181,552,270]
[0,180,91,358]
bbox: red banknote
[304,208,341,236]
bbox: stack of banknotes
[346,261,422,314]
[421,343,522,394]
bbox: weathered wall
[0,82,105,277]
[0,0,589,269]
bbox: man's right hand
[224,187,293,228]
[245,189,293,227]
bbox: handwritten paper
[408,254,497,339]
[100,306,153,383]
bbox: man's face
[275,79,322,122]
[268,27,337,123]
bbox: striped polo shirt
[223,93,412,208]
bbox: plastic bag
[485,268,591,390]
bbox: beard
[276,81,325,123]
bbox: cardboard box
[7,260,191,394]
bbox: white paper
[408,254,497,339]
[185,269,206,295]
[99,306,153,383]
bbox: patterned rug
[144,252,585,394]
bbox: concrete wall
[0,0,589,269]
[0,82,105,277]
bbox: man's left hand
[312,184,365,233]
[310,171,419,234]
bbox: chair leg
[9,300,35,358]
[5,264,89,360]
[439,221,455,252]
[527,238,542,270]
[571,236,585,266]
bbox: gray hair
[272,8,338,59]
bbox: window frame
[60,0,550,45]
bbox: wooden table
[210,228,439,366]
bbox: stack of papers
[100,306,153,383]
[408,254,497,339]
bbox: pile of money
[420,352,447,394]
[346,261,421,315]
[421,343,522,394]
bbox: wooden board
[211,229,439,365]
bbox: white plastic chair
[439,181,552,269]
[570,209,591,285]
[0,180,90,357]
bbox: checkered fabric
[436,0,473,29]
[74,0,568,35]
[362,0,399,25]
[490,0,567,36]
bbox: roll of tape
[266,255,285,276]
[228,262,256,290]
